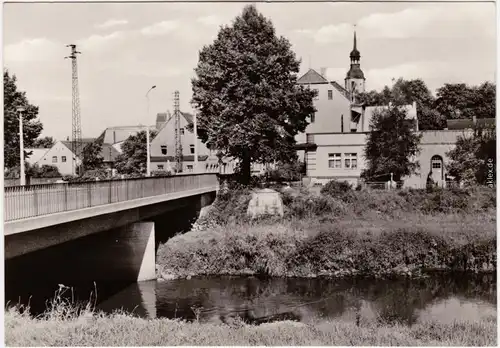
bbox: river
[6,272,496,326]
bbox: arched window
[430,155,444,181]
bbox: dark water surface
[97,273,496,325]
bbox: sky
[3,0,497,141]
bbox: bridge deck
[4,173,218,223]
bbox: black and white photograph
[2,0,497,345]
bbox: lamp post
[17,107,26,186]
[193,111,199,173]
[145,85,156,176]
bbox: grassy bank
[5,306,497,346]
[157,186,496,279]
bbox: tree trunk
[239,149,251,185]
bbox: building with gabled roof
[295,30,478,189]
[37,138,121,175]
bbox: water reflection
[98,272,496,326]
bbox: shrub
[151,170,173,177]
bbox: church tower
[345,30,365,103]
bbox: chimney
[320,67,327,78]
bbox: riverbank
[5,305,497,346]
[157,186,496,279]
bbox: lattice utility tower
[65,44,83,175]
[173,90,183,173]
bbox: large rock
[247,188,284,219]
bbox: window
[187,165,193,171]
[313,89,319,100]
[344,153,358,169]
[161,145,167,155]
[310,113,316,123]
[306,134,315,143]
[158,165,164,170]
[180,128,185,135]
[190,144,195,154]
[431,156,442,169]
[328,153,342,169]
[328,90,333,100]
[52,156,57,163]
[61,156,67,162]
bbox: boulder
[247,188,284,219]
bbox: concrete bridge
[4,173,218,284]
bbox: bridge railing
[4,173,218,222]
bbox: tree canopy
[191,5,316,184]
[82,138,104,171]
[358,79,495,131]
[114,130,157,176]
[361,104,422,182]
[358,78,445,131]
[32,136,55,148]
[447,122,496,186]
[4,70,43,168]
[435,82,496,120]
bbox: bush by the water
[158,212,496,279]
[158,184,496,279]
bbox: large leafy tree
[361,104,422,182]
[447,123,496,186]
[32,136,55,148]
[358,78,445,131]
[82,138,104,171]
[435,82,496,120]
[4,70,43,168]
[191,5,316,184]
[114,130,157,175]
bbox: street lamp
[145,85,156,176]
[17,107,26,186]
[193,111,199,173]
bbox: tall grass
[5,301,497,346]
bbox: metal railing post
[109,180,112,203]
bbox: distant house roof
[61,139,120,162]
[156,113,168,123]
[329,81,350,100]
[97,125,156,145]
[25,148,50,165]
[155,111,195,135]
[297,69,329,85]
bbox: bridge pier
[120,222,156,282]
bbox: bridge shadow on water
[4,203,203,316]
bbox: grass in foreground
[4,305,497,346]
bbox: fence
[4,173,218,222]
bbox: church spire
[349,28,360,63]
[345,26,365,101]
